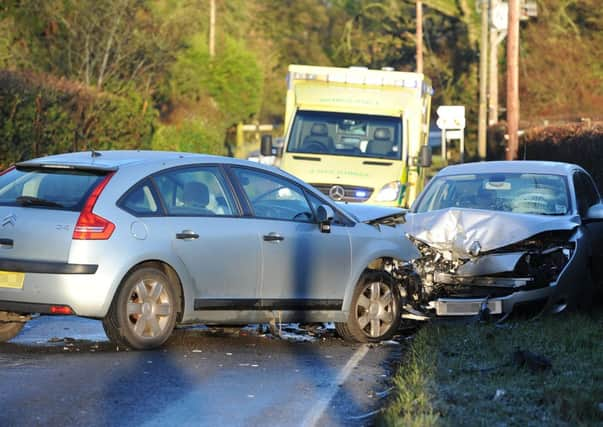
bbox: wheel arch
[116,260,186,323]
[341,255,406,314]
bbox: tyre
[336,270,401,343]
[576,270,595,312]
[0,320,25,342]
[103,266,179,350]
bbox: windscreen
[0,167,107,211]
[287,111,402,160]
[414,173,571,216]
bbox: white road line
[301,344,370,427]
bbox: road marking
[301,344,370,427]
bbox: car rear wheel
[0,320,25,343]
[336,271,401,343]
[103,266,178,350]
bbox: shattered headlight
[375,181,401,202]
[515,242,575,285]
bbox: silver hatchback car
[0,151,418,349]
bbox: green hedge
[0,70,155,168]
[487,123,603,191]
[522,124,603,190]
[152,118,226,155]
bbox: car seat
[182,181,213,215]
[366,128,393,156]
[301,123,334,152]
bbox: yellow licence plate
[0,271,25,289]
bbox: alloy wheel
[354,280,396,338]
[126,278,172,339]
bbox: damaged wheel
[336,271,401,343]
[103,266,178,350]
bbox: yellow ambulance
[263,64,433,208]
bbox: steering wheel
[292,211,313,221]
[302,141,328,153]
[511,192,552,214]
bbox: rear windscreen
[0,167,107,211]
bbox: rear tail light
[73,172,116,240]
[50,305,73,315]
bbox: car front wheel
[103,266,178,350]
[336,270,401,343]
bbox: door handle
[263,232,284,242]
[176,230,199,240]
[0,238,13,247]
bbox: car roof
[436,160,584,177]
[16,149,312,191]
[18,150,287,173]
[18,150,220,169]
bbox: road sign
[436,105,466,130]
[445,130,463,140]
[521,1,538,19]
[491,2,508,30]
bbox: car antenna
[91,149,102,158]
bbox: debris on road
[493,389,506,401]
[511,348,552,372]
[345,408,382,420]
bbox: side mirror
[419,145,432,168]
[585,203,603,222]
[316,204,335,233]
[261,135,273,156]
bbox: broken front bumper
[430,285,554,316]
[419,244,583,316]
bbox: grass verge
[379,311,603,426]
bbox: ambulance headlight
[375,181,401,202]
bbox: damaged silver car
[402,161,603,318]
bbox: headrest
[183,181,209,206]
[373,128,391,140]
[310,123,328,136]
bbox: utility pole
[416,0,423,73]
[209,0,216,58]
[506,0,519,160]
[489,0,508,127]
[478,0,489,160]
[489,22,499,125]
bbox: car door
[573,171,603,283]
[230,166,352,310]
[149,165,261,305]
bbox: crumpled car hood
[406,208,579,257]
[338,203,406,223]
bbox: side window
[574,172,600,216]
[582,173,600,207]
[120,180,160,216]
[306,192,324,216]
[233,168,313,222]
[154,166,236,217]
[305,191,347,226]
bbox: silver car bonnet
[338,203,406,223]
[406,208,579,257]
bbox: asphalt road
[0,317,411,427]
